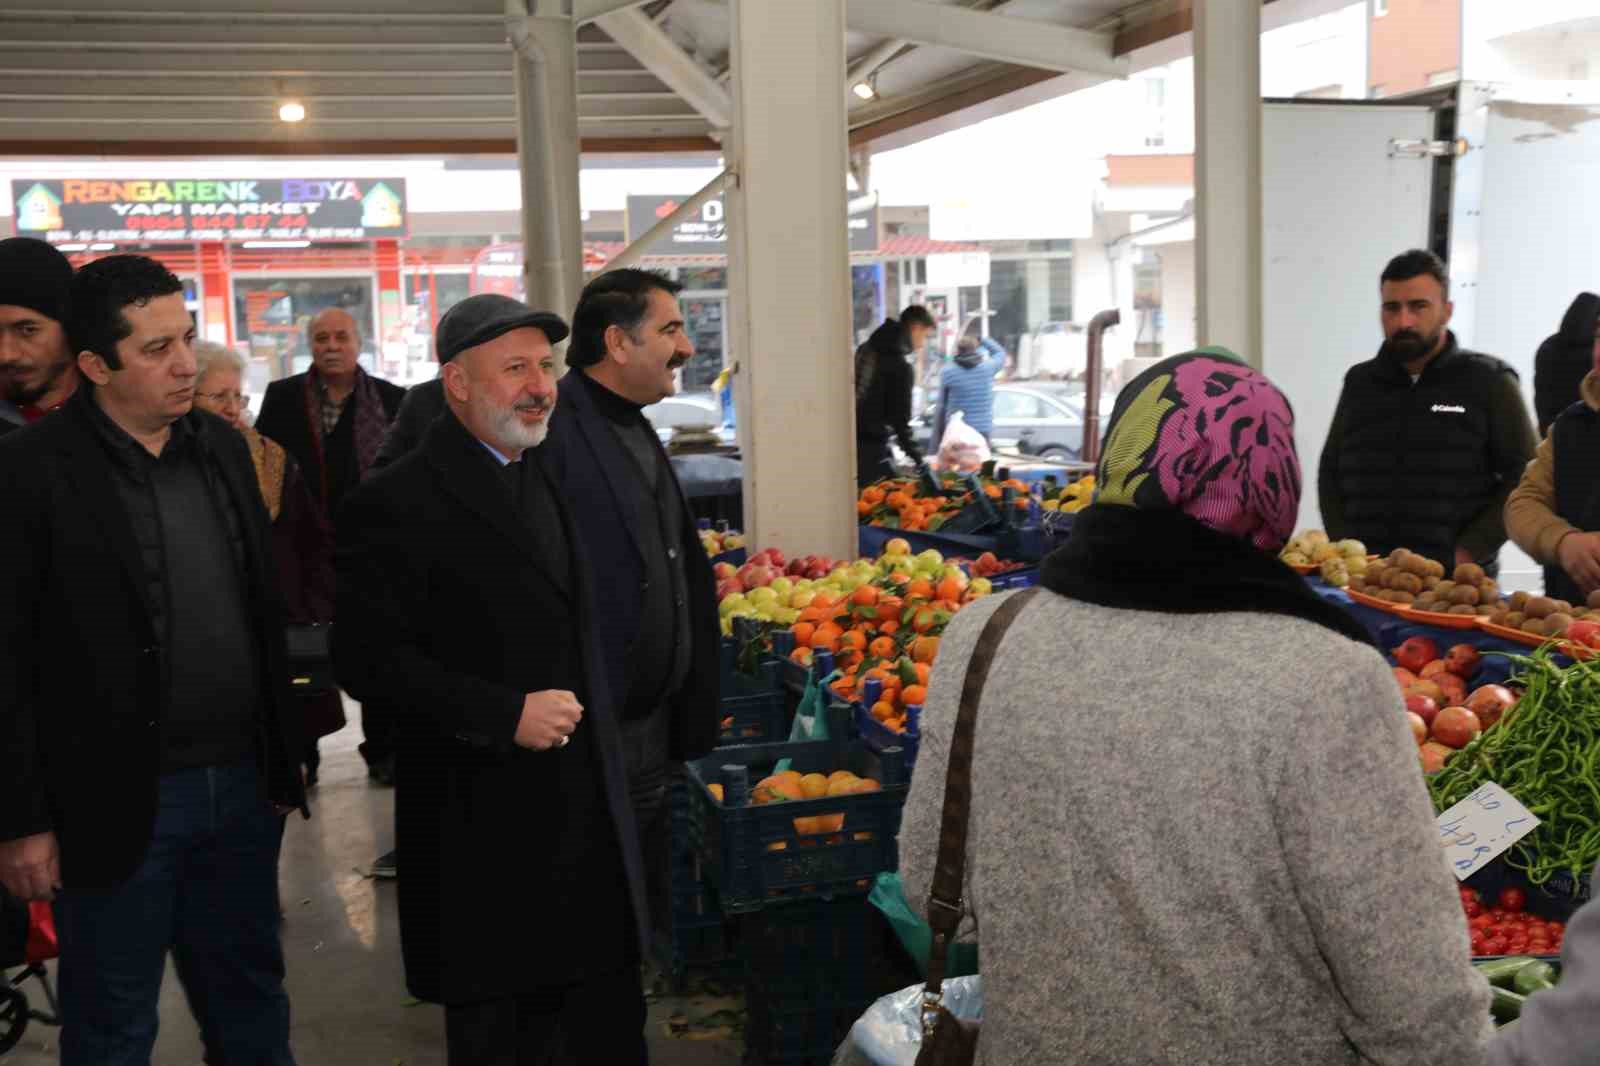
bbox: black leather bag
[914,588,1037,1066]
[284,623,334,694]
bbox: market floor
[1,706,744,1066]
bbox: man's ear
[1441,300,1454,329]
[77,350,112,387]
[603,323,630,365]
[441,360,472,404]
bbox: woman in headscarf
[897,350,1491,1065]
[193,341,343,786]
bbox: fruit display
[1040,474,1095,514]
[1428,647,1600,888]
[1482,589,1600,641]
[714,548,847,633]
[1350,551,1493,610]
[700,527,746,557]
[709,768,886,837]
[857,473,1032,531]
[1460,887,1567,960]
[947,552,1030,580]
[1389,636,1520,769]
[1279,529,1368,585]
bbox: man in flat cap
[0,236,79,435]
[332,295,653,1065]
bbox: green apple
[789,589,817,610]
[747,587,779,607]
[880,554,912,574]
[769,576,794,598]
[968,577,993,597]
[916,549,944,569]
[719,593,749,617]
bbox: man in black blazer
[542,269,721,940]
[333,295,651,1064]
[0,255,305,1065]
[255,306,406,522]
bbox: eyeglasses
[198,390,251,409]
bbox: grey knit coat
[898,588,1492,1065]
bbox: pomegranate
[1406,680,1446,705]
[1420,660,1450,680]
[1432,706,1483,749]
[1444,643,1482,678]
[1420,741,1455,773]
[1405,693,1440,728]
[1465,685,1518,729]
[1406,711,1428,745]
[1393,636,1441,674]
[1436,673,1468,708]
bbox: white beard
[486,401,550,452]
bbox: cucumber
[1490,987,1527,1024]
[1513,961,1558,996]
[1475,956,1537,988]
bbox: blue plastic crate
[986,565,1040,590]
[719,690,789,746]
[737,897,907,1065]
[851,702,921,769]
[685,737,909,914]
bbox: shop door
[1261,101,1436,535]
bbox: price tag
[1436,782,1541,881]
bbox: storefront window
[677,267,727,290]
[679,295,726,393]
[234,276,375,381]
[404,268,472,369]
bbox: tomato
[1463,900,1483,918]
[1498,888,1527,914]
[1470,914,1495,930]
[1460,886,1480,902]
[1548,921,1565,936]
[1483,937,1509,955]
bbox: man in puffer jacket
[854,306,934,486]
[1534,292,1600,437]
[935,335,1004,445]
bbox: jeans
[54,761,295,1066]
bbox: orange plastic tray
[1345,588,1413,614]
[1475,620,1549,648]
[1404,607,1485,630]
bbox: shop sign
[10,177,408,244]
[625,193,880,256]
[1436,782,1540,881]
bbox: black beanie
[0,237,73,325]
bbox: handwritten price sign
[1436,782,1541,881]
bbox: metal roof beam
[574,0,646,19]
[591,7,732,129]
[845,0,1129,78]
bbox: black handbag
[914,588,1037,1066]
[284,623,335,694]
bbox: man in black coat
[0,255,305,1065]
[855,304,934,486]
[0,236,81,433]
[333,295,651,1064]
[255,306,406,522]
[541,269,721,946]
[1534,291,1600,437]
[1319,249,1537,571]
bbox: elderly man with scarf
[256,307,406,525]
[898,349,1492,1066]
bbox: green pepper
[1512,961,1558,997]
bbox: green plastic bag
[774,666,835,774]
[869,872,979,979]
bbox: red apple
[1432,705,1482,749]
[713,562,738,581]
[1392,636,1441,674]
[716,577,744,599]
[804,564,830,579]
[740,564,774,589]
[1405,693,1440,728]
[1444,644,1482,678]
[765,548,786,569]
[1406,711,1428,745]
[786,559,808,577]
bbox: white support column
[1193,0,1263,368]
[509,3,583,342]
[726,0,856,561]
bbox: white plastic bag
[935,410,991,473]
[831,977,984,1066]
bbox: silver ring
[555,734,570,748]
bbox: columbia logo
[1432,404,1467,414]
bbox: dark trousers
[444,967,647,1066]
[54,761,293,1066]
[358,699,396,768]
[620,703,673,942]
[856,439,895,489]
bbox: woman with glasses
[194,341,342,786]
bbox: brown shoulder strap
[922,586,1039,997]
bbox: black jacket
[855,318,924,462]
[332,410,649,1004]
[1534,293,1600,437]
[1545,400,1600,605]
[255,370,406,518]
[373,376,443,471]
[0,392,306,892]
[1318,334,1537,568]
[542,371,721,762]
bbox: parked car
[644,391,736,447]
[917,382,1113,461]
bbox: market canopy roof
[0,0,1232,157]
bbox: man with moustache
[0,237,79,434]
[332,295,651,1064]
[541,269,721,947]
[1319,249,1537,571]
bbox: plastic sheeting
[831,977,983,1066]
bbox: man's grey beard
[481,397,551,452]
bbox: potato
[1388,549,1409,567]
[1422,574,1440,590]
[1403,555,1432,577]
[1526,596,1557,620]
[1424,559,1447,580]
[1454,563,1487,585]
[1393,572,1424,595]
[1547,613,1573,637]
[1449,585,1481,606]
